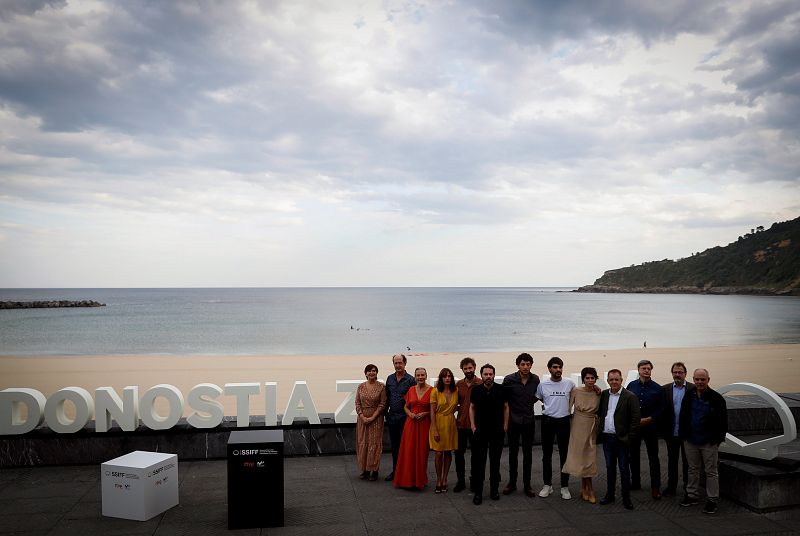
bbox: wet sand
[1,344,798,416]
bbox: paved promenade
[1,445,798,536]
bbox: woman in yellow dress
[429,367,458,493]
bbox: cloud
[0,0,798,286]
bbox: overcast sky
[1,1,798,287]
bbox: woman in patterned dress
[429,367,458,493]
[355,363,387,481]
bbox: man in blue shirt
[384,353,416,481]
[660,361,694,496]
[626,359,663,499]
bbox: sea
[1,287,799,356]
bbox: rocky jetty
[0,300,106,309]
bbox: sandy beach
[1,344,798,417]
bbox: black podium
[227,429,284,529]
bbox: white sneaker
[561,487,571,500]
[538,485,553,497]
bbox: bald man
[678,368,727,515]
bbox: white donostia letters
[95,386,139,432]
[263,382,278,426]
[13,371,781,443]
[0,388,47,435]
[282,381,321,425]
[224,383,260,427]
[139,384,184,430]
[187,383,224,428]
[717,382,798,460]
[334,380,362,424]
[44,387,94,433]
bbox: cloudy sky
[1,1,798,287]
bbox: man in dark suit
[598,369,640,510]
[661,361,694,496]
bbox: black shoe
[662,487,676,497]
[599,496,615,505]
[384,472,395,481]
[703,500,718,515]
[502,484,516,495]
[623,500,634,510]
[490,490,500,500]
[473,494,482,505]
[359,471,369,479]
[453,482,466,493]
[680,495,700,507]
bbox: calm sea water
[1,288,799,356]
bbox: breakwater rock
[0,300,106,309]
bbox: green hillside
[576,216,800,295]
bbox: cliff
[575,216,800,296]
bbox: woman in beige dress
[355,363,387,481]
[563,367,601,503]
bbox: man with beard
[384,353,416,481]
[453,357,483,493]
[536,356,576,500]
[661,361,694,496]
[469,363,509,505]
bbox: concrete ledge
[721,457,800,512]
[0,415,358,467]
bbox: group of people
[354,353,728,515]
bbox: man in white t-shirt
[536,356,576,500]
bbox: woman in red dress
[393,367,433,490]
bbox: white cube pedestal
[101,451,178,521]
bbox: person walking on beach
[429,368,458,493]
[394,367,433,490]
[627,359,663,499]
[598,369,640,510]
[537,356,575,500]
[502,352,540,497]
[355,364,387,481]
[679,368,727,515]
[384,353,416,481]
[453,357,482,493]
[563,367,602,503]
[661,361,694,496]
[469,363,508,504]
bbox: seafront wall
[1,394,797,467]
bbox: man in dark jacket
[678,368,727,515]
[597,369,640,510]
[660,361,694,496]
